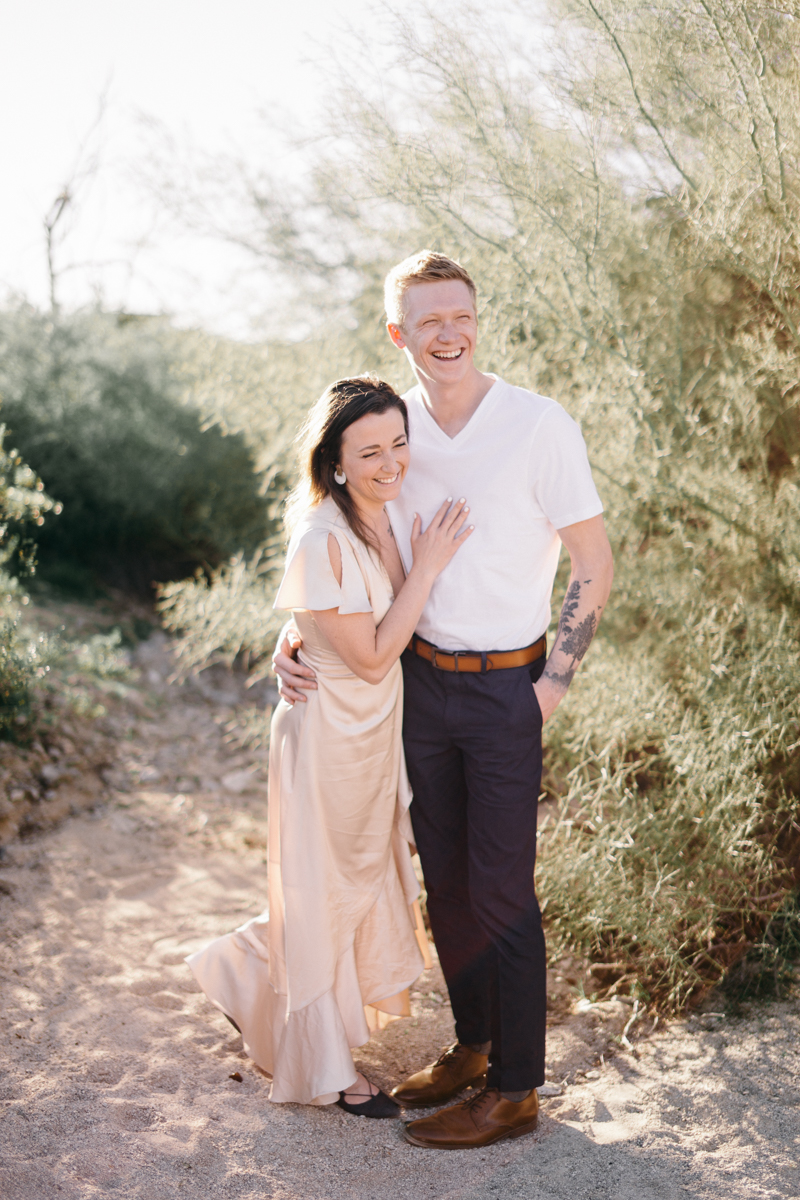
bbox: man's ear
[387,322,406,350]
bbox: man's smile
[432,348,464,360]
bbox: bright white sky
[2,0,380,336]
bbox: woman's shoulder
[293,497,357,546]
[275,497,372,615]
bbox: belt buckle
[431,648,462,671]
[451,650,473,673]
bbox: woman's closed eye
[362,440,407,459]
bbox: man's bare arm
[533,514,613,723]
[272,621,317,704]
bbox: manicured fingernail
[459,498,465,504]
[469,524,475,529]
[464,506,470,512]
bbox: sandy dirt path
[1,639,798,1199]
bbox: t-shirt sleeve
[273,527,373,614]
[531,405,604,530]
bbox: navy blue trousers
[401,648,547,1092]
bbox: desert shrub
[159,551,283,678]
[0,422,57,737]
[721,890,800,1005]
[0,621,35,737]
[71,629,132,681]
[0,308,271,594]
[159,1,800,1004]
[538,607,800,1006]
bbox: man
[274,250,613,1149]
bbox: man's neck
[414,368,496,439]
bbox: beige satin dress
[187,497,427,1105]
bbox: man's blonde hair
[384,250,477,327]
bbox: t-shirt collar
[408,374,504,446]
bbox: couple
[188,250,613,1149]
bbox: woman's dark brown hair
[285,375,408,549]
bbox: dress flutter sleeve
[273,527,373,615]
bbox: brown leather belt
[407,634,546,674]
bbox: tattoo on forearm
[544,666,576,688]
[543,578,600,692]
[561,611,597,666]
[557,580,581,636]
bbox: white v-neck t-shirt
[386,376,604,652]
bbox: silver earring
[334,468,347,485]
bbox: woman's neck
[351,494,386,537]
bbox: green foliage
[0,422,56,737]
[32,625,136,722]
[0,620,34,737]
[722,891,800,1006]
[71,629,132,681]
[162,1,800,1004]
[160,551,283,678]
[539,609,800,1007]
[0,417,56,586]
[0,308,271,594]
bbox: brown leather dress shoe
[391,1042,488,1107]
[403,1086,539,1149]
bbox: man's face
[387,280,478,387]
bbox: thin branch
[583,0,698,192]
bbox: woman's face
[337,408,410,511]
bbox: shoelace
[435,1042,465,1068]
[463,1086,497,1115]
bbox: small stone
[538,1082,563,1097]
[228,1071,243,1082]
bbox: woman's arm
[312,500,472,685]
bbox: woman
[187,376,472,1117]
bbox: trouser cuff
[487,1068,545,1091]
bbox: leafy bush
[0,308,271,594]
[0,420,57,736]
[538,612,800,1007]
[159,551,283,679]
[0,621,35,737]
[71,629,132,681]
[722,891,800,1005]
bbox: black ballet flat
[337,1087,400,1119]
